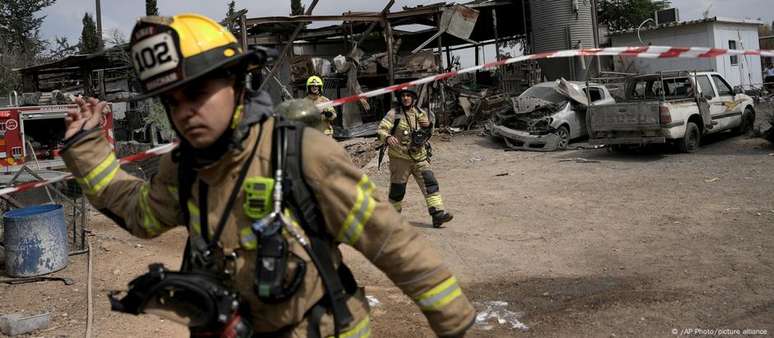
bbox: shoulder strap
[389,110,402,137]
[176,148,197,271]
[273,120,355,334]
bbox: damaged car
[492,79,615,151]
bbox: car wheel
[679,122,701,153]
[733,107,754,135]
[555,125,570,150]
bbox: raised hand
[65,97,107,140]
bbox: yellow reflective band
[329,317,370,338]
[139,184,161,236]
[239,227,257,250]
[167,185,179,202]
[188,200,201,235]
[230,105,244,129]
[425,195,443,209]
[380,120,394,130]
[415,277,462,311]
[92,164,119,194]
[337,175,376,245]
[81,152,119,195]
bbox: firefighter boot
[431,210,453,228]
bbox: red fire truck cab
[0,104,114,170]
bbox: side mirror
[733,86,743,95]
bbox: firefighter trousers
[388,157,445,215]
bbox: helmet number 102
[131,32,180,81]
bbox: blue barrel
[3,204,69,277]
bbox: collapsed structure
[240,0,600,134]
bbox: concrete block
[0,312,50,336]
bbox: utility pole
[95,0,103,49]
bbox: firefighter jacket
[61,93,475,337]
[377,106,429,161]
[305,94,337,136]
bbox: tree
[0,0,56,56]
[597,0,671,32]
[145,0,158,16]
[290,0,304,15]
[0,0,57,93]
[80,13,100,54]
[224,1,237,30]
[48,36,79,57]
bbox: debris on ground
[559,158,601,164]
[366,295,381,308]
[0,313,50,336]
[340,138,381,168]
[474,301,529,331]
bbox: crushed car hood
[555,78,589,106]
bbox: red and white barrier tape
[1,45,772,197]
[318,45,774,111]
[0,142,177,196]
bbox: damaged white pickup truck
[491,79,615,151]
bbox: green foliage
[290,0,304,15]
[80,12,100,54]
[598,0,671,31]
[0,0,56,93]
[49,36,79,57]
[0,0,56,56]
[145,0,158,16]
[224,1,237,30]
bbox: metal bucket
[3,204,69,277]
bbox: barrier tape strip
[0,142,177,197]
[1,45,772,197]
[317,46,774,111]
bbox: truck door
[710,75,743,131]
[695,75,727,134]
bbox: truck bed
[588,102,661,132]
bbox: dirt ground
[2,120,774,337]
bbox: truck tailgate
[588,102,661,132]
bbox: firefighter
[61,13,474,337]
[378,88,454,228]
[304,75,337,137]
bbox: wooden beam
[386,20,395,85]
[354,0,395,49]
[247,13,382,26]
[257,0,320,91]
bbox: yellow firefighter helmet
[129,13,266,99]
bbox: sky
[38,0,774,66]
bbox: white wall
[610,22,763,89]
[711,23,763,88]
[611,24,713,75]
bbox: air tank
[530,0,598,81]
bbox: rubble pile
[448,86,512,130]
[340,138,381,168]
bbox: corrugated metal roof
[609,16,763,36]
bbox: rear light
[659,104,672,125]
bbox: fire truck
[0,103,114,171]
